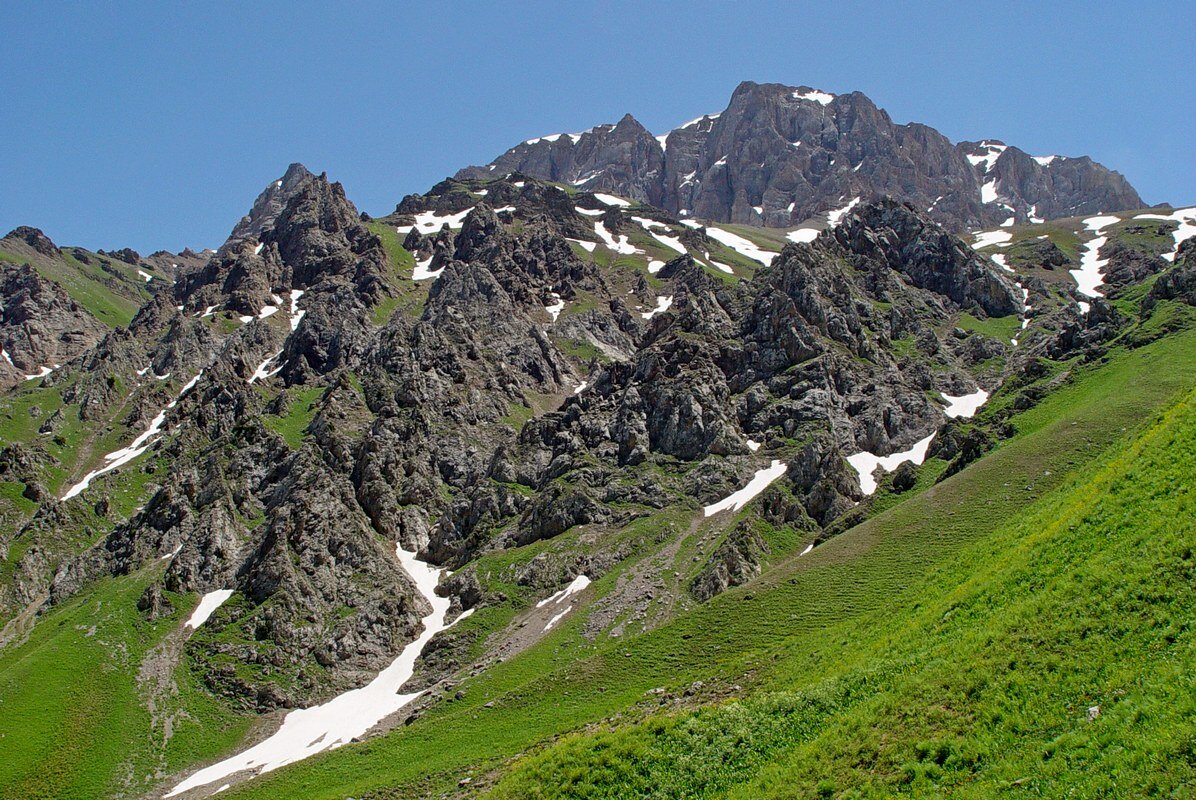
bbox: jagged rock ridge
[457,81,1144,231]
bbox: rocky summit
[458,81,1144,232]
[1,84,1194,800]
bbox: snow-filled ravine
[61,372,204,501]
[703,460,788,516]
[1069,215,1121,304]
[166,542,474,797]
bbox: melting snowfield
[640,295,673,320]
[166,543,472,797]
[62,372,203,501]
[1069,215,1121,301]
[846,434,936,496]
[705,227,777,266]
[786,227,820,244]
[186,590,234,629]
[941,388,989,419]
[594,221,640,255]
[971,229,1013,250]
[703,460,788,516]
[1134,207,1196,262]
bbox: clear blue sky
[1,1,1192,252]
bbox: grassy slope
[214,324,1196,799]
[0,568,251,800]
[0,245,151,328]
[489,373,1196,799]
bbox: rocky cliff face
[457,81,1144,231]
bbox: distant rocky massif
[0,82,1194,800]
[458,81,1144,232]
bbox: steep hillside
[457,82,1144,232]
[0,155,1190,800]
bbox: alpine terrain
[1,82,1193,800]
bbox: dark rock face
[691,523,770,601]
[226,163,317,246]
[1144,240,1196,310]
[0,263,107,385]
[4,226,60,257]
[458,81,1144,231]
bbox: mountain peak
[226,163,319,246]
[458,83,1143,231]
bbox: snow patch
[544,293,565,322]
[248,351,284,384]
[703,460,788,516]
[566,238,597,253]
[846,434,936,495]
[826,197,861,227]
[786,228,820,244]
[138,269,153,282]
[971,229,1013,249]
[705,227,776,266]
[1069,215,1121,299]
[289,289,305,331]
[594,222,639,255]
[792,89,834,105]
[640,295,673,320]
[1133,207,1196,262]
[593,193,630,208]
[186,589,234,629]
[395,207,475,235]
[412,255,443,281]
[166,542,474,795]
[941,389,989,419]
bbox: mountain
[457,81,1145,232]
[0,120,1194,798]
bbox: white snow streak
[166,543,474,796]
[941,389,989,419]
[846,434,936,495]
[703,460,788,516]
[705,227,777,266]
[62,372,204,500]
[826,197,861,227]
[544,293,565,322]
[1134,207,1196,262]
[185,589,234,629]
[566,238,597,253]
[1070,215,1122,301]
